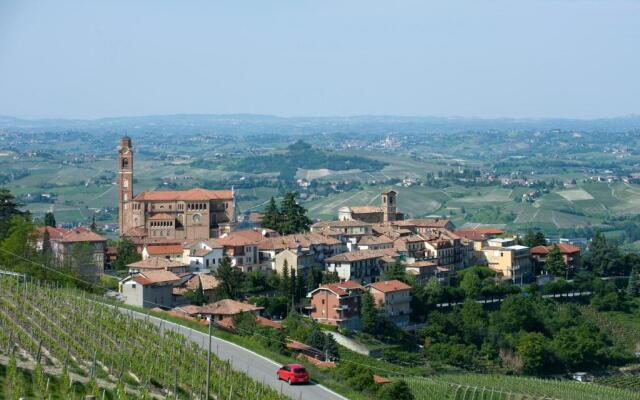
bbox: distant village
[34,137,585,333]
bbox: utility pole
[206,318,212,399]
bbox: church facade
[118,137,235,244]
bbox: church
[338,189,404,223]
[118,137,235,245]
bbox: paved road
[120,308,348,400]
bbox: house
[142,243,183,261]
[337,190,404,223]
[183,239,224,271]
[393,235,425,258]
[193,299,264,323]
[36,226,107,277]
[325,249,400,283]
[394,218,455,233]
[217,229,266,273]
[120,270,183,308]
[366,280,412,327]
[357,235,394,251]
[404,261,450,285]
[127,257,188,274]
[258,232,345,275]
[530,243,581,270]
[172,273,219,303]
[306,281,364,330]
[311,220,373,250]
[481,238,533,283]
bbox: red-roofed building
[366,280,412,327]
[307,281,364,330]
[120,270,183,308]
[117,137,235,244]
[35,226,107,276]
[142,243,184,261]
[531,243,581,270]
[218,229,266,272]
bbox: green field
[403,373,640,400]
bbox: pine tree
[323,333,340,361]
[0,188,26,240]
[44,211,56,227]
[214,257,245,300]
[534,231,547,246]
[279,261,290,298]
[261,197,281,231]
[279,192,312,234]
[290,268,297,305]
[361,292,379,333]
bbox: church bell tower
[118,136,134,235]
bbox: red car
[277,364,309,385]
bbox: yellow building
[480,238,532,283]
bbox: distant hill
[1,113,640,134]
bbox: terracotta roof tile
[325,249,398,263]
[259,233,340,251]
[367,279,412,293]
[132,270,181,285]
[128,257,186,270]
[58,227,107,243]
[146,244,183,255]
[218,229,265,246]
[199,299,264,316]
[134,188,233,201]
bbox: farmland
[403,373,640,400]
[0,277,287,400]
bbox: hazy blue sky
[0,0,639,119]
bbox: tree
[214,257,245,300]
[89,214,100,233]
[322,270,340,284]
[261,197,280,231]
[545,245,567,277]
[523,229,546,247]
[44,211,56,227]
[517,332,551,374]
[583,232,625,276]
[184,278,207,306]
[308,328,326,350]
[383,260,408,282]
[378,380,415,400]
[361,291,379,333]
[0,188,26,240]
[70,241,97,279]
[323,332,340,361]
[279,261,291,299]
[112,238,141,270]
[460,270,482,299]
[279,192,312,234]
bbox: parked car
[277,364,309,385]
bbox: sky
[0,0,639,120]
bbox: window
[131,284,136,289]
[123,193,128,201]
[123,179,129,188]
[321,299,325,305]
[122,158,129,168]
[193,214,201,223]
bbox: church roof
[134,188,233,202]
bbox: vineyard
[580,305,640,353]
[595,374,640,392]
[402,373,640,400]
[0,277,289,399]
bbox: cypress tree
[44,211,56,227]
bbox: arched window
[123,179,129,188]
[122,158,129,169]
